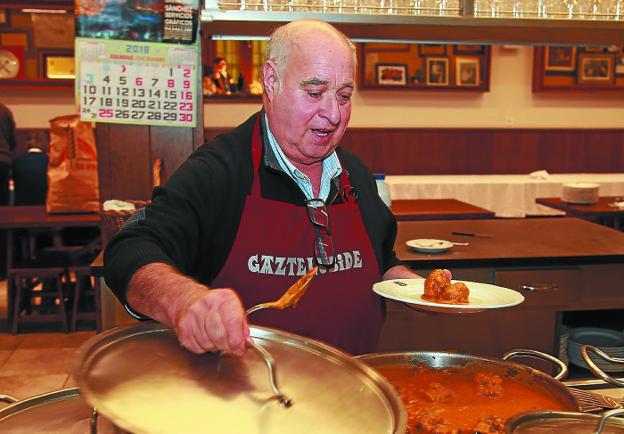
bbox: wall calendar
[75,38,198,128]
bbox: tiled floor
[0,279,95,408]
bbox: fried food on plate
[423,269,469,305]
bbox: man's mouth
[311,128,334,137]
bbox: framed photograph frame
[545,46,576,71]
[365,43,410,52]
[419,44,446,56]
[376,63,408,86]
[577,53,614,85]
[617,46,624,75]
[454,44,485,55]
[39,50,75,79]
[583,47,606,53]
[0,31,31,54]
[455,57,480,86]
[425,57,449,86]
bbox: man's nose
[319,95,340,125]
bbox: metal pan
[506,408,624,433]
[356,349,580,433]
[0,388,118,433]
[74,321,407,434]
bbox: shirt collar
[262,112,342,201]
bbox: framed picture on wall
[577,53,614,84]
[376,63,407,86]
[454,44,484,55]
[419,44,446,56]
[545,46,576,71]
[41,51,75,79]
[365,43,410,52]
[455,57,480,86]
[425,57,449,86]
[617,46,624,75]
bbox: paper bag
[46,114,99,213]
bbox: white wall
[3,46,623,129]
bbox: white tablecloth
[385,173,624,218]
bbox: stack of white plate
[558,325,569,366]
[567,327,624,372]
[561,182,600,204]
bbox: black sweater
[104,113,402,304]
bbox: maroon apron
[210,115,384,355]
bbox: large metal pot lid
[74,322,406,434]
[0,388,116,434]
[505,409,624,433]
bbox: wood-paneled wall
[15,127,624,200]
[206,127,624,175]
[339,128,624,175]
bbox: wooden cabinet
[494,268,581,308]
[379,298,558,357]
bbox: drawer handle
[518,284,559,292]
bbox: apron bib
[211,115,383,355]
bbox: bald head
[264,20,357,89]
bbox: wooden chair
[68,265,101,332]
[9,265,69,334]
[7,229,74,334]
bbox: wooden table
[536,197,624,229]
[0,206,101,328]
[395,217,624,267]
[0,205,101,268]
[0,206,100,229]
[391,198,495,221]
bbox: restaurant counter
[383,217,624,360]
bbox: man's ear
[262,61,279,102]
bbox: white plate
[406,239,453,254]
[568,327,624,347]
[373,278,525,314]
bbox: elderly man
[104,20,422,356]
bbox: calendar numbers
[77,39,198,127]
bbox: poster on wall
[75,37,198,127]
[74,0,199,44]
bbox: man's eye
[339,93,352,102]
[308,91,321,98]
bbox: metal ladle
[245,266,318,407]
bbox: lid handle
[248,340,293,408]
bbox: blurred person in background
[210,57,232,95]
[0,102,15,279]
[0,102,15,206]
[12,131,49,206]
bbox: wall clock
[0,48,20,79]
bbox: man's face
[265,34,354,167]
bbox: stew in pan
[376,363,570,434]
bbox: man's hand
[382,265,452,281]
[172,286,250,356]
[126,263,251,356]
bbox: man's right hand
[172,286,250,356]
[126,263,251,357]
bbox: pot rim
[355,349,580,412]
